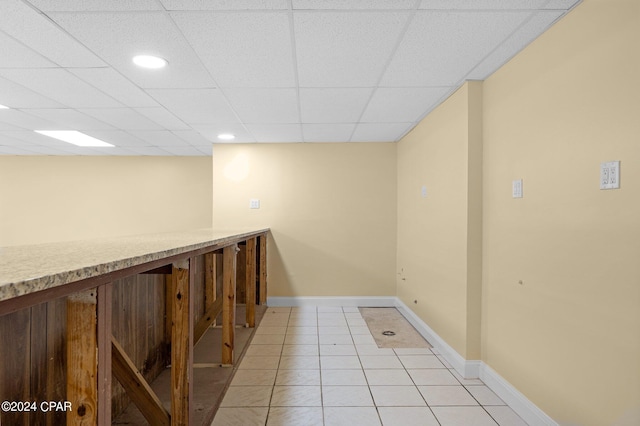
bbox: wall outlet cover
[600,161,620,190]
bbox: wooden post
[204,252,216,325]
[245,238,257,327]
[170,259,193,426]
[164,274,172,351]
[259,234,268,305]
[97,284,112,426]
[66,289,98,426]
[222,244,238,365]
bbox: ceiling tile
[70,68,159,108]
[0,132,38,146]
[0,69,123,108]
[125,146,174,156]
[350,122,413,142]
[543,0,580,9]
[1,130,80,148]
[380,10,532,86]
[192,145,212,155]
[0,31,55,68]
[128,130,190,146]
[302,123,356,142]
[70,146,142,156]
[27,0,163,11]
[48,12,215,89]
[245,124,303,142]
[170,130,212,146]
[0,0,105,67]
[158,145,205,156]
[159,0,288,10]
[134,107,190,130]
[81,130,151,147]
[293,0,417,9]
[23,109,114,130]
[146,89,239,124]
[467,11,565,80]
[300,88,372,123]
[14,145,78,155]
[171,12,295,88]
[361,87,452,123]
[225,88,299,123]
[78,108,163,130]
[192,123,255,143]
[0,109,60,130]
[0,146,39,155]
[0,77,64,109]
[0,121,24,131]
[419,0,547,9]
[294,11,410,87]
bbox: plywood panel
[110,273,168,418]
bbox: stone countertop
[0,228,268,303]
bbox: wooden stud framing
[259,234,267,305]
[205,252,216,306]
[245,237,257,327]
[111,336,170,426]
[0,231,267,426]
[204,252,216,326]
[222,244,238,365]
[97,284,112,426]
[194,298,223,345]
[170,259,193,426]
[66,289,98,426]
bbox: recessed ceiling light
[217,133,235,141]
[132,55,167,69]
[0,104,9,109]
[35,130,115,147]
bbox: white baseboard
[395,298,557,426]
[266,296,396,308]
[394,298,475,379]
[265,295,557,426]
[480,364,558,426]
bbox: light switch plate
[421,185,427,198]
[249,199,260,209]
[600,161,620,190]
[512,179,523,198]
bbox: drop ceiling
[0,0,580,156]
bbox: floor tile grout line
[218,306,517,426]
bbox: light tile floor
[212,306,529,426]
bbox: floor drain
[382,330,396,336]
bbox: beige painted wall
[0,156,212,246]
[212,143,397,298]
[396,82,483,359]
[481,0,639,425]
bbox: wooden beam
[141,265,173,275]
[111,336,170,426]
[259,234,267,305]
[245,237,257,327]
[170,259,194,426]
[222,244,238,365]
[164,274,172,354]
[97,284,112,426]
[204,252,216,312]
[66,289,98,426]
[193,298,223,345]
